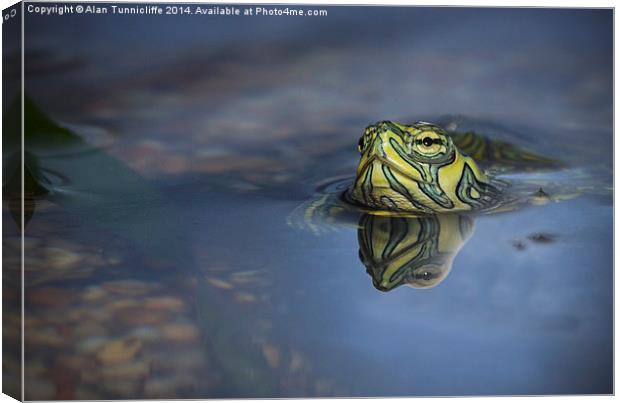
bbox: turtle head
[350,121,495,213]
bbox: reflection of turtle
[358,213,473,291]
[289,119,585,291]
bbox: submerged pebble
[115,306,170,326]
[103,298,140,312]
[68,307,112,322]
[230,270,263,285]
[234,292,257,303]
[289,350,305,372]
[81,286,107,301]
[102,280,156,296]
[161,323,201,343]
[96,337,143,364]
[262,344,281,368]
[143,296,185,312]
[107,256,123,265]
[43,247,82,270]
[206,277,234,290]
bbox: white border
[0,1,615,403]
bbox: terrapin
[289,119,578,291]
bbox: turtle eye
[413,131,448,158]
[421,137,442,147]
[358,136,365,153]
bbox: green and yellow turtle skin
[358,213,473,291]
[348,121,502,214]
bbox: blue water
[175,183,612,396]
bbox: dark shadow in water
[358,213,474,291]
[4,95,190,269]
[4,151,53,229]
